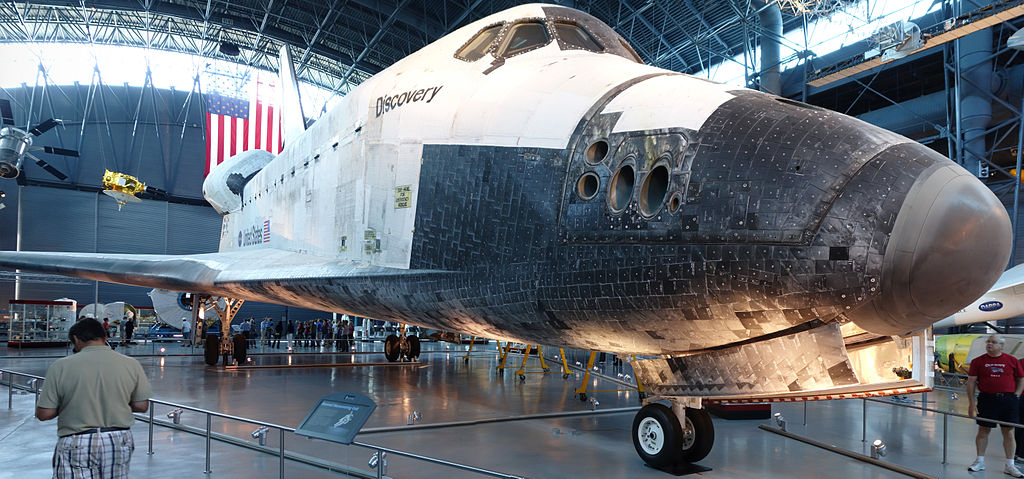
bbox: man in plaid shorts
[36,318,152,478]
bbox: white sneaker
[968,459,985,472]
[1007,463,1024,477]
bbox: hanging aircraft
[0,4,1013,468]
[933,263,1024,330]
[0,98,77,181]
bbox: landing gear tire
[203,334,219,366]
[406,334,420,360]
[678,407,714,463]
[384,335,401,362]
[232,334,248,365]
[632,403,683,468]
[632,404,714,467]
[578,392,587,402]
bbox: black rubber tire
[578,393,587,402]
[632,403,683,468]
[203,334,219,366]
[384,335,401,362]
[232,333,247,365]
[679,407,714,463]
[406,334,420,360]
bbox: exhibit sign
[295,392,376,444]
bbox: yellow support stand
[495,341,513,371]
[494,342,571,380]
[462,336,476,362]
[572,351,646,402]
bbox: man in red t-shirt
[967,335,1024,476]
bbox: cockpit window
[456,24,503,61]
[554,22,603,52]
[500,22,550,56]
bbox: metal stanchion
[803,401,807,426]
[148,405,154,455]
[279,428,285,479]
[861,399,867,442]
[942,413,948,464]
[7,372,12,409]
[205,413,212,474]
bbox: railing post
[861,399,866,442]
[148,404,154,455]
[279,428,285,479]
[942,412,948,464]
[7,372,12,410]
[377,448,384,479]
[205,413,212,474]
[803,401,807,426]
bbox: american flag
[205,79,283,176]
[262,219,271,242]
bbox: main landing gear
[196,296,246,366]
[632,398,714,468]
[383,324,420,362]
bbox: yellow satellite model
[101,170,165,210]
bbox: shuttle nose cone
[849,162,1011,335]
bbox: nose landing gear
[632,399,714,469]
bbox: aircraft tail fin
[278,45,306,146]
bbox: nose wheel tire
[633,403,681,467]
[679,407,714,463]
[632,403,714,467]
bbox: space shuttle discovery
[0,4,1013,466]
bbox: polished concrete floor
[0,339,1012,478]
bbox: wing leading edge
[0,249,449,303]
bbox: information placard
[294,392,376,444]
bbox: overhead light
[0,189,6,198]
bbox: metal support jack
[495,340,514,373]
[462,336,475,362]
[494,343,570,381]
[573,351,646,402]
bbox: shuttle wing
[0,249,450,305]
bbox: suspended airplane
[0,98,77,181]
[933,263,1024,330]
[0,4,1013,468]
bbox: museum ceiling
[0,0,808,92]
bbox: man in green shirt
[36,318,152,478]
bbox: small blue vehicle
[138,324,184,341]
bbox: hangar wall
[0,84,329,325]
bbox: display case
[8,299,77,347]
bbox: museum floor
[0,340,1006,478]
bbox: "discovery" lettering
[375,85,443,117]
